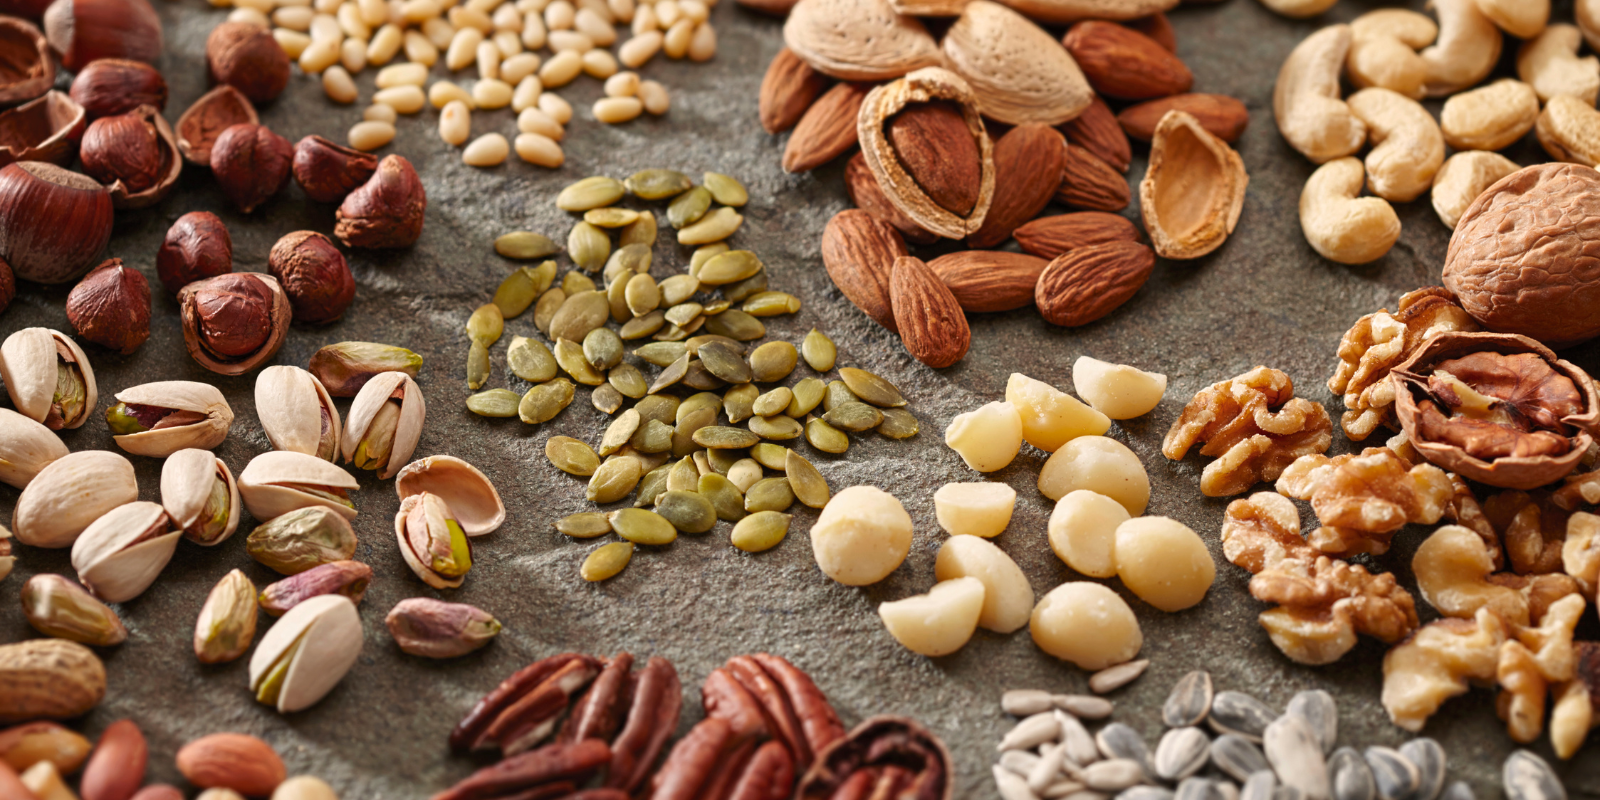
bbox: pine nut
[662,18,692,58]
[472,78,514,108]
[521,14,546,48]
[574,7,614,44]
[278,0,312,8]
[544,0,574,29]
[274,28,312,57]
[679,0,706,21]
[638,79,668,114]
[516,107,563,139]
[501,52,541,83]
[538,91,572,123]
[463,133,510,166]
[476,39,501,77]
[316,0,343,13]
[581,48,618,78]
[323,65,359,103]
[360,0,390,25]
[310,12,343,40]
[363,104,399,122]
[374,84,427,113]
[593,95,642,124]
[492,3,522,29]
[404,30,439,64]
[423,17,456,47]
[466,0,499,13]
[274,5,314,29]
[630,3,655,34]
[429,80,474,108]
[493,30,522,56]
[618,31,659,67]
[378,62,428,86]
[539,49,582,86]
[367,23,403,63]
[440,100,472,145]
[516,0,548,11]
[234,0,272,12]
[515,132,564,167]
[341,37,367,71]
[604,70,639,97]
[512,74,543,110]
[450,5,493,29]
[576,0,611,23]
[337,3,371,37]
[547,30,592,52]
[687,21,713,61]
[446,26,482,68]
[655,0,679,26]
[349,120,396,151]
[401,0,442,22]
[229,8,270,26]
[608,0,633,23]
[388,0,405,25]
[299,37,342,72]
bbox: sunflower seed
[1004,689,1055,716]
[592,383,624,414]
[547,435,600,476]
[636,342,687,366]
[1503,752,1562,800]
[1002,712,1062,752]
[704,309,765,341]
[508,336,558,382]
[636,464,670,507]
[786,451,829,508]
[806,417,849,454]
[649,352,691,394]
[1059,710,1100,766]
[558,175,626,210]
[1264,716,1328,800]
[1090,660,1149,695]
[625,168,692,200]
[620,310,667,340]
[1003,750,1044,778]
[1363,749,1417,800]
[467,388,521,417]
[519,379,575,423]
[655,489,716,533]
[1096,724,1152,775]
[839,367,906,407]
[1210,692,1274,742]
[581,541,632,581]
[556,511,612,538]
[750,341,799,383]
[1215,782,1240,800]
[1055,695,1115,720]
[550,290,611,341]
[620,212,657,247]
[1275,787,1306,800]
[998,765,1043,800]
[1156,728,1210,782]
[1164,671,1213,728]
[1287,691,1337,755]
[1329,748,1375,800]
[1084,760,1145,792]
[1242,772,1277,800]
[1211,735,1270,783]
[568,221,611,272]
[496,231,559,259]
[1121,789,1176,800]
[1437,783,1472,800]
[667,185,711,228]
[1032,744,1072,793]
[1398,740,1443,800]
[1175,779,1212,800]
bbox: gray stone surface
[2,0,1598,796]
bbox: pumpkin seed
[655,490,716,533]
[687,334,743,355]
[1156,728,1210,782]
[751,443,789,470]
[467,303,504,347]
[625,274,661,317]
[649,352,691,394]
[681,361,724,391]
[679,207,743,245]
[750,342,798,382]
[731,511,789,552]
[609,508,676,545]
[605,243,653,284]
[467,388,520,417]
[558,176,626,210]
[507,336,557,382]
[568,221,611,272]
[584,207,639,227]
[1288,691,1337,756]
[722,384,756,423]
[742,291,800,317]
[744,477,793,512]
[654,322,688,342]
[609,363,648,398]
[496,231,559,260]
[581,541,633,581]
[494,266,543,317]
[533,287,566,336]
[673,406,717,457]
[554,339,605,385]
[676,391,721,421]
[777,378,823,418]
[619,212,657,247]
[839,368,906,407]
[636,464,671,507]
[1329,748,1375,800]
[750,414,803,440]
[632,419,675,453]
[752,387,793,417]
[1165,670,1213,727]
[467,341,491,389]
[877,408,919,439]
[636,342,687,366]
[667,185,711,228]
[695,426,759,449]
[620,310,667,340]
[703,171,748,206]
[805,417,849,453]
[587,457,642,503]
[823,380,857,412]
[592,383,624,414]
[546,435,600,476]
[580,327,624,371]
[635,394,680,425]
[520,379,575,423]
[722,269,769,303]
[697,250,762,285]
[1211,691,1276,742]
[726,458,762,492]
[666,302,704,327]
[600,410,642,456]
[563,271,597,294]
[698,473,746,521]
[658,274,699,306]
[704,309,765,341]
[786,451,829,508]
[707,447,743,475]
[606,271,632,323]
[557,511,611,538]
[550,290,610,342]
[702,300,730,315]
[625,168,692,200]
[689,242,728,277]
[1398,740,1443,800]
[667,457,699,492]
[1503,752,1561,800]
[699,341,753,384]
[822,401,882,432]
[1213,736,1271,784]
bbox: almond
[80,720,146,800]
[761,47,830,134]
[175,734,286,798]
[1118,93,1250,143]
[968,123,1065,248]
[821,209,907,331]
[927,250,1049,312]
[1036,241,1155,327]
[1014,211,1141,259]
[887,100,983,216]
[890,255,970,368]
[1127,12,1176,52]
[783,0,943,81]
[1062,20,1193,100]
[1056,143,1130,211]
[941,0,1092,126]
[845,152,938,244]
[783,81,872,173]
[1060,95,1131,173]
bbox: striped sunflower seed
[519,379,575,423]
[1399,740,1443,800]
[550,290,611,342]
[625,169,692,200]
[609,508,676,545]
[1503,752,1562,800]
[625,274,660,317]
[1029,743,1070,794]
[568,221,611,272]
[592,383,624,414]
[742,291,801,317]
[750,443,789,470]
[1364,748,1417,800]
[1095,723,1152,774]
[1210,691,1275,742]
[496,231,559,260]
[722,269,769,303]
[1156,728,1210,782]
[744,477,794,512]
[698,250,762,285]
[584,327,625,371]
[878,408,920,439]
[467,388,521,418]
[636,342,687,367]
[753,388,793,418]
[786,451,829,508]
[1264,716,1328,800]
[585,207,639,227]
[655,490,716,533]
[467,341,491,390]
[581,541,633,581]
[533,287,566,336]
[822,401,883,432]
[823,379,858,412]
[563,271,597,294]
[704,309,765,341]
[679,207,744,245]
[806,417,848,454]
[840,367,906,407]
[1329,748,1374,800]
[787,378,826,417]
[493,266,545,317]
[649,352,691,394]
[750,414,803,440]
[1090,659,1149,694]
[509,336,558,382]
[1165,670,1214,728]
[996,766,1035,800]
[587,457,642,503]
[802,329,837,372]
[609,364,648,398]
[619,211,657,247]
[750,342,798,382]
[667,457,699,492]
[600,409,642,456]
[731,511,789,552]
[1000,712,1061,751]
[556,511,611,538]
[631,419,675,453]
[683,360,727,391]
[635,395,680,425]
[1439,784,1474,800]
[699,341,753,383]
[1175,778,1212,800]
[557,176,626,210]
[1287,690,1337,756]
[1241,771,1277,800]
[667,185,712,228]
[621,310,667,340]
[703,172,748,206]
[555,339,605,385]
[1211,736,1270,783]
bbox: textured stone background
[2,0,1599,796]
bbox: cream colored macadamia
[1072,357,1168,419]
[1113,517,1216,612]
[810,485,913,586]
[933,482,1016,538]
[1029,582,1143,670]
[878,577,985,657]
[944,401,1024,472]
[1005,373,1110,452]
[934,535,1034,633]
[1038,436,1150,515]
[1048,489,1131,578]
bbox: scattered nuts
[1419,0,1502,97]
[238,451,360,522]
[269,231,356,325]
[1073,356,1167,420]
[69,500,178,603]
[193,569,257,664]
[0,639,106,724]
[21,574,128,646]
[175,86,258,167]
[1039,435,1150,514]
[69,58,166,120]
[1113,516,1215,612]
[934,534,1033,632]
[309,341,424,397]
[156,212,232,295]
[933,481,1016,538]
[207,21,291,103]
[0,408,68,490]
[11,450,134,549]
[1274,24,1365,164]
[944,400,1023,472]
[212,123,293,213]
[249,595,364,713]
[79,104,180,208]
[1139,109,1248,260]
[1346,9,1435,100]
[0,161,113,284]
[1299,157,1400,265]
[336,154,427,248]
[386,597,502,658]
[0,91,86,169]
[42,0,163,71]
[1439,79,1538,152]
[1007,372,1110,452]
[176,734,285,797]
[1048,489,1131,579]
[1430,150,1519,230]
[292,135,378,204]
[1346,87,1445,203]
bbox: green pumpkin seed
[587,457,642,503]
[655,490,716,533]
[632,418,675,453]
[619,211,658,247]
[625,274,661,317]
[667,185,712,228]
[687,335,743,355]
[605,243,653,285]
[635,394,680,425]
[878,408,920,439]
[496,231,559,260]
[802,329,837,372]
[581,541,633,581]
[752,387,793,418]
[750,414,803,440]
[467,388,520,417]
[697,251,762,286]
[744,478,794,512]
[673,405,717,457]
[568,221,611,272]
[805,417,850,454]
[750,443,789,471]
[692,451,713,475]
[702,299,730,315]
[839,367,906,407]
[592,383,624,414]
[614,448,670,476]
[786,378,825,417]
[698,341,753,384]
[722,270,768,303]
[695,426,760,449]
[704,310,765,341]
[606,271,632,323]
[563,271,597,294]
[649,352,691,394]
[726,458,763,492]
[520,379,575,424]
[689,242,729,278]
[665,302,703,327]
[625,168,693,200]
[823,401,884,432]
[601,409,642,456]
[703,172,749,207]
[609,363,648,398]
[750,342,798,383]
[585,207,639,227]
[550,290,610,342]
[583,327,625,371]
[707,447,743,475]
[554,339,605,385]
[507,336,557,383]
[698,473,746,522]
[609,508,676,545]
[679,207,743,245]
[557,511,611,538]
[786,451,829,509]
[467,342,491,389]
[467,304,504,347]
[666,457,699,492]
[653,323,688,342]
[731,511,789,553]
[546,435,599,475]
[823,380,857,412]
[741,291,801,317]
[724,383,757,423]
[494,266,544,317]
[682,361,727,391]
[620,310,667,340]
[635,342,687,367]
[533,288,566,336]
[558,176,626,210]
[678,391,722,420]
[636,464,671,507]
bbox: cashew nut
[1439,79,1539,152]
[1581,0,1600,51]
[1274,25,1367,164]
[1348,9,1438,100]
[1299,157,1400,265]
[1431,150,1520,230]
[1536,94,1600,167]
[1253,0,1336,20]
[1474,0,1548,40]
[1346,88,1445,203]
[1420,0,1503,98]
[1517,24,1600,105]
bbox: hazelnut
[178,272,291,376]
[211,122,292,213]
[69,58,167,120]
[80,106,162,193]
[269,231,355,325]
[0,255,14,314]
[0,90,86,168]
[206,22,289,105]
[0,0,55,19]
[42,0,162,71]
[0,16,54,106]
[65,258,150,354]
[156,211,232,295]
[0,161,113,284]
[175,85,257,167]
[335,154,427,249]
[292,135,377,204]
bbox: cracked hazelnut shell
[178,272,291,376]
[65,258,149,354]
[292,135,377,204]
[335,154,426,249]
[211,122,292,213]
[269,231,355,325]
[156,211,232,295]
[0,255,13,314]
[0,160,112,284]
[79,104,180,209]
[0,16,54,106]
[175,85,257,167]
[0,90,85,169]
[206,22,289,105]
[70,58,167,120]
[1444,163,1600,348]
[42,0,161,71]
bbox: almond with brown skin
[1118,93,1250,143]
[887,100,983,216]
[783,82,872,173]
[1036,240,1156,327]
[1056,144,1130,211]
[1059,95,1130,173]
[761,48,829,134]
[821,209,907,331]
[890,255,970,368]
[1127,13,1176,52]
[927,250,1049,312]
[1014,212,1141,259]
[858,67,995,239]
[968,123,1065,248]
[1062,20,1193,100]
[175,734,286,797]
[845,152,938,244]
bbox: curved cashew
[1440,79,1539,151]
[1518,24,1600,105]
[1475,0,1548,40]
[1536,94,1600,166]
[1254,0,1336,20]
[1581,0,1600,51]
[1346,88,1445,203]
[1420,0,1503,98]
[1348,10,1437,100]
[1299,157,1400,265]
[1274,25,1366,164]
[1431,150,1520,230]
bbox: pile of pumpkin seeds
[464,169,921,581]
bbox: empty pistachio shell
[256,366,342,460]
[194,569,258,664]
[21,574,128,647]
[258,560,372,617]
[246,506,359,575]
[105,381,235,458]
[395,492,473,589]
[70,501,179,603]
[0,409,68,490]
[248,594,363,713]
[386,598,501,658]
[0,328,97,430]
[394,455,505,536]
[160,448,241,546]
[308,342,424,398]
[342,372,425,480]
[238,451,360,521]
[12,451,138,549]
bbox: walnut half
[1164,367,1332,497]
[1412,525,1581,628]
[1276,447,1454,556]
[1328,287,1478,441]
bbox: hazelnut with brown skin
[292,135,377,204]
[65,258,150,354]
[269,231,355,324]
[70,58,167,120]
[43,0,163,71]
[178,272,291,376]
[211,123,292,213]
[336,154,426,249]
[156,211,232,295]
[0,161,113,284]
[206,22,289,105]
[80,107,162,193]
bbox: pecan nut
[560,652,633,745]
[603,656,682,794]
[451,653,602,754]
[1163,366,1333,497]
[795,716,952,800]
[430,739,609,800]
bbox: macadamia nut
[1072,357,1168,419]
[933,482,1016,538]
[1048,489,1131,578]
[1113,517,1216,612]
[878,577,985,657]
[1038,436,1150,516]
[810,485,913,586]
[1005,373,1110,452]
[1029,582,1143,670]
[934,535,1034,633]
[945,401,1024,472]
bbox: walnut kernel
[1163,366,1332,497]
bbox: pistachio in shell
[940,0,1092,126]
[246,506,359,575]
[395,492,473,589]
[0,327,97,430]
[782,0,943,81]
[20,574,127,647]
[258,560,371,616]
[69,500,178,603]
[0,408,68,490]
[394,455,505,536]
[12,450,137,549]
[308,341,424,398]
[256,365,342,461]
[385,598,501,658]
[247,594,362,714]
[342,371,425,480]
[104,380,234,458]
[237,450,360,522]
[160,448,241,546]
[193,568,257,664]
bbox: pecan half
[795,716,952,800]
[451,653,602,754]
[560,652,633,745]
[604,656,682,794]
[431,740,608,800]
[649,717,762,800]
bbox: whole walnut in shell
[1444,163,1600,347]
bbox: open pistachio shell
[160,448,241,546]
[394,493,470,590]
[238,451,360,521]
[247,594,363,713]
[0,525,13,583]
[783,0,943,81]
[12,450,137,548]
[69,501,179,603]
[0,327,97,429]
[256,366,342,461]
[940,0,1093,126]
[341,371,425,480]
[0,408,69,489]
[394,455,505,536]
[108,380,234,457]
